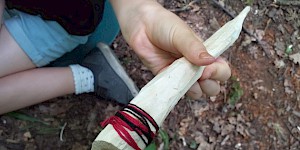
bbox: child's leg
[0,67,74,114]
[0,25,35,77]
[0,24,75,114]
[0,9,88,114]
[0,7,138,115]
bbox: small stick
[60,122,67,142]
[169,5,191,12]
[169,0,199,12]
[92,6,250,150]
[274,0,300,6]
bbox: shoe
[81,42,139,104]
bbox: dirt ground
[1,0,300,150]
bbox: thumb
[172,26,215,66]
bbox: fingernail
[199,52,214,59]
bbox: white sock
[69,64,95,94]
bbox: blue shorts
[4,9,89,67]
[4,2,119,67]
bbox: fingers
[200,57,231,82]
[199,58,230,96]
[187,79,221,99]
[187,57,230,98]
[199,79,220,96]
[186,82,203,99]
[172,25,215,66]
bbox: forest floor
[1,0,299,149]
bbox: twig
[60,122,67,142]
[169,5,191,12]
[169,0,200,12]
[281,117,300,142]
[211,0,272,58]
[275,0,300,6]
[223,81,227,103]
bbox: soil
[1,0,299,150]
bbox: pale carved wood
[92,6,250,150]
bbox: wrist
[109,0,162,24]
[109,0,163,40]
[109,0,144,16]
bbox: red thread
[101,113,140,150]
[127,104,159,132]
[101,104,158,150]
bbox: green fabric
[3,8,11,20]
[49,1,120,67]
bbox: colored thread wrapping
[101,104,159,150]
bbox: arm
[109,0,215,69]
[109,0,228,98]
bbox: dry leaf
[274,59,285,68]
[289,53,300,64]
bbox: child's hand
[110,0,231,99]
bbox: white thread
[69,64,95,94]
